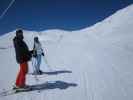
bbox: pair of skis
[0,87,32,97]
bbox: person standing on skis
[32,36,44,75]
[13,29,32,89]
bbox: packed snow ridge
[0,4,133,100]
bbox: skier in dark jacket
[13,29,32,89]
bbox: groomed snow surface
[0,4,133,100]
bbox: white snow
[0,4,133,100]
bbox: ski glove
[42,53,44,56]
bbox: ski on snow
[0,87,33,97]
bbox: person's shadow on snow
[29,70,72,75]
[42,70,72,75]
[28,81,77,92]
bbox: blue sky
[0,0,133,35]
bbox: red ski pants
[15,62,28,87]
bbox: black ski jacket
[13,37,32,64]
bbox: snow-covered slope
[0,4,133,100]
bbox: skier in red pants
[13,29,32,89]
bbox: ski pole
[43,55,53,71]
